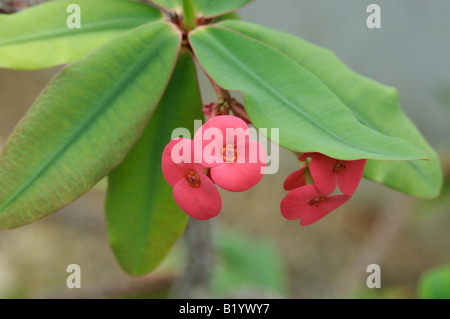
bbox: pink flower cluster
[162,115,266,220]
[281,153,367,226]
[161,114,367,226]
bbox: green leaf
[0,0,163,70]
[194,0,253,18]
[418,265,450,299]
[182,0,196,30]
[105,49,203,276]
[214,11,240,23]
[189,26,427,162]
[149,0,182,13]
[217,20,443,199]
[0,21,181,230]
[149,0,251,17]
[212,231,286,296]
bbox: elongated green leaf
[214,11,240,23]
[189,26,427,162]
[0,21,181,230]
[194,0,253,17]
[105,49,203,276]
[0,0,163,69]
[217,21,443,199]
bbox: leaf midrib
[0,18,158,46]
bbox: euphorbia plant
[0,0,443,276]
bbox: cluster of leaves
[0,0,442,275]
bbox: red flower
[308,153,367,195]
[283,163,307,191]
[281,184,350,226]
[193,115,266,192]
[162,138,222,220]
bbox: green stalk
[182,0,196,30]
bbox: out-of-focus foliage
[417,264,450,299]
[211,230,287,297]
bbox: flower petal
[309,153,338,194]
[173,173,222,220]
[162,138,204,187]
[283,164,307,191]
[193,115,249,167]
[337,159,367,195]
[299,152,312,162]
[280,184,321,220]
[300,195,351,226]
[210,140,266,192]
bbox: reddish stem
[229,102,251,124]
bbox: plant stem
[230,102,251,123]
[182,0,196,31]
[170,218,213,298]
[205,72,230,102]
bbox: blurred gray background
[0,0,449,299]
